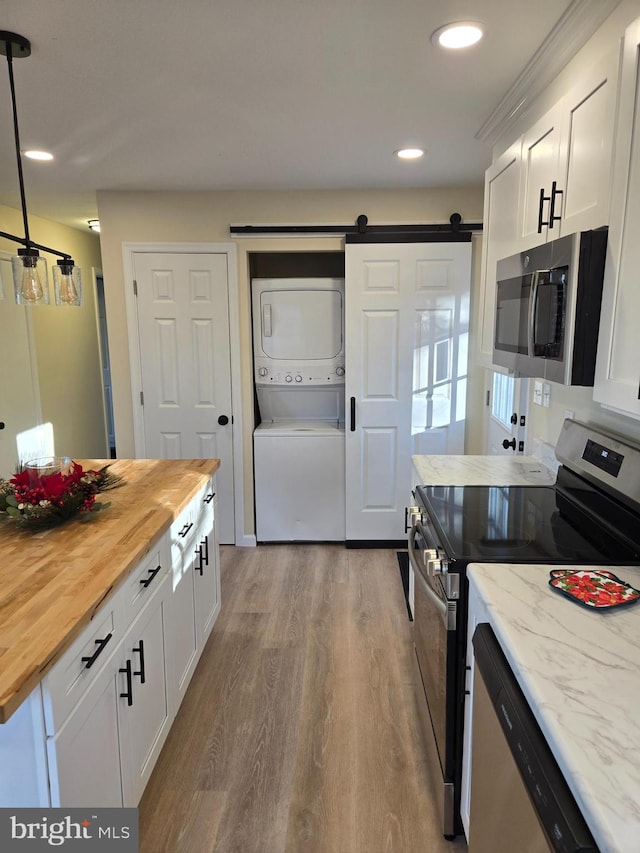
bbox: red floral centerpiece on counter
[0,459,124,530]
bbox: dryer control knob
[285,374,293,383]
[336,366,345,376]
[258,367,268,377]
[295,375,303,382]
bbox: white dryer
[251,277,346,542]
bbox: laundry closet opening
[249,252,346,543]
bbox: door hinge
[133,279,138,296]
[486,390,490,407]
[140,391,144,406]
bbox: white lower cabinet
[117,579,171,805]
[44,565,172,808]
[46,654,123,807]
[0,478,221,808]
[195,493,221,647]
[460,583,490,841]
[165,477,219,716]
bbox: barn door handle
[350,397,356,432]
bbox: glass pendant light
[12,248,49,305]
[0,30,82,306]
[53,258,82,306]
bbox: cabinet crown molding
[476,0,621,145]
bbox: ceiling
[0,0,609,231]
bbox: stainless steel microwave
[493,228,607,385]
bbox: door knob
[502,438,516,451]
[218,415,229,426]
[0,421,4,430]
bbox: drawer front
[169,478,214,554]
[120,537,170,627]
[41,593,123,736]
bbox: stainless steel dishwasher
[469,624,599,853]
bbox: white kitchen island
[467,562,640,853]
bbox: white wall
[490,0,640,450]
[96,187,485,535]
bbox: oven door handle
[408,527,456,631]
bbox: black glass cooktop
[416,469,640,567]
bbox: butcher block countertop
[0,457,220,723]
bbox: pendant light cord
[5,41,31,248]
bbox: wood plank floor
[139,545,468,853]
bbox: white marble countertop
[412,454,556,487]
[468,562,640,853]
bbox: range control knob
[295,375,303,382]
[285,374,293,383]
[336,366,345,376]
[258,367,268,377]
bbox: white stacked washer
[252,277,345,541]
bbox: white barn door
[345,240,472,543]
[132,251,235,543]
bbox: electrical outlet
[542,383,551,407]
[533,380,543,406]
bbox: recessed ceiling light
[23,149,54,161]
[396,148,424,160]
[432,22,483,49]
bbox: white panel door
[0,254,42,478]
[345,241,472,542]
[132,252,234,543]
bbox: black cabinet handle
[81,633,113,669]
[201,535,209,566]
[119,660,133,706]
[139,564,161,588]
[350,397,356,432]
[548,180,563,228]
[203,492,215,504]
[502,438,516,451]
[179,521,193,538]
[194,543,204,575]
[132,641,146,685]
[537,187,547,233]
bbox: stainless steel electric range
[406,419,640,839]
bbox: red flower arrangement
[0,461,124,530]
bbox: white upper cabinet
[594,17,640,419]
[479,44,620,373]
[477,140,523,368]
[520,48,619,248]
[520,102,564,246]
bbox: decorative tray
[548,569,640,610]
